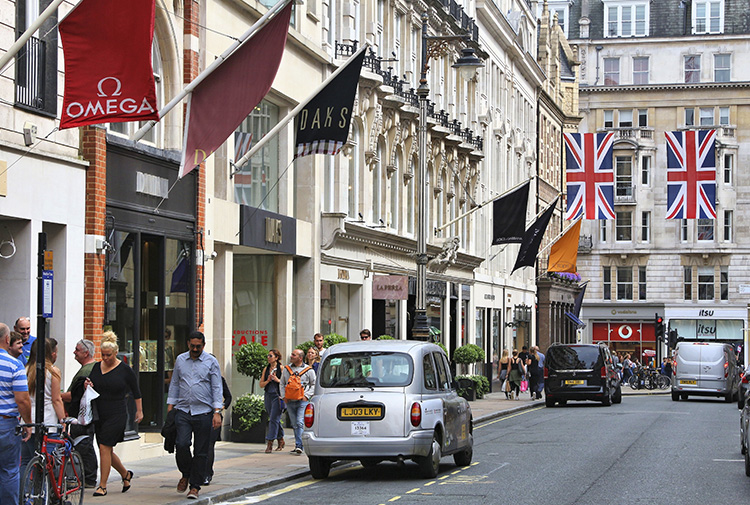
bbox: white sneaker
[293,447,303,454]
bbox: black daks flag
[294,50,366,158]
[512,197,558,273]
[492,181,530,245]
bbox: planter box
[230,411,269,443]
[456,378,476,402]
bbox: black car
[544,343,622,407]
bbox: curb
[170,403,542,504]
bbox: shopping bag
[520,380,528,392]
[78,386,100,425]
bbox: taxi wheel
[309,456,332,479]
[671,391,680,401]
[453,435,473,467]
[418,434,441,479]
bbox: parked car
[741,398,750,475]
[302,340,473,479]
[671,341,739,402]
[543,343,622,407]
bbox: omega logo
[66,77,155,119]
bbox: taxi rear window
[319,352,413,387]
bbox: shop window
[616,266,633,300]
[698,266,714,300]
[684,266,692,300]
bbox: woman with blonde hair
[85,331,142,496]
[506,349,526,400]
[21,337,66,470]
[306,346,321,373]
[498,349,511,399]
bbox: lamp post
[413,12,483,340]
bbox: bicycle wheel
[62,450,85,505]
[657,375,671,390]
[628,375,638,389]
[20,456,50,505]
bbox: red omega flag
[59,0,159,129]
[179,2,292,178]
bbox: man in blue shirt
[167,331,223,501]
[14,317,34,366]
[0,323,32,505]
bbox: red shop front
[593,322,656,365]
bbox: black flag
[565,282,587,327]
[492,181,530,245]
[294,50,366,158]
[512,198,558,273]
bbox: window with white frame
[618,109,633,127]
[714,53,730,82]
[641,211,650,242]
[323,155,335,212]
[604,57,620,85]
[719,106,730,125]
[638,109,648,127]
[700,107,714,126]
[697,218,714,241]
[685,107,695,126]
[323,0,336,50]
[372,141,384,223]
[633,56,649,84]
[603,267,612,300]
[638,266,647,300]
[348,126,360,219]
[721,266,728,300]
[684,266,692,300]
[600,220,608,243]
[724,153,733,185]
[376,0,384,53]
[605,2,648,37]
[604,109,614,128]
[684,55,700,83]
[616,211,632,241]
[616,266,633,300]
[681,219,688,242]
[723,210,733,242]
[641,156,651,185]
[390,154,400,231]
[693,0,723,34]
[615,156,633,197]
[698,266,714,300]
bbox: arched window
[372,140,384,223]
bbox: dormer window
[693,0,723,34]
[604,1,648,38]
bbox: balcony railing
[336,41,483,152]
[615,183,636,203]
[15,35,46,110]
[680,124,736,137]
[601,127,654,141]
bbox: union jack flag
[564,132,616,220]
[665,130,717,220]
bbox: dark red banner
[59,0,158,129]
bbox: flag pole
[436,177,535,234]
[131,0,293,142]
[232,43,370,170]
[0,0,81,75]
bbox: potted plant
[324,333,347,347]
[455,374,490,401]
[231,342,270,442]
[378,335,395,340]
[231,393,266,443]
[453,344,485,375]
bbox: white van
[671,341,740,402]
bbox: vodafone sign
[593,322,656,342]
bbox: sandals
[122,470,133,493]
[93,486,107,497]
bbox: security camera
[210,251,218,259]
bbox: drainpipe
[594,45,603,85]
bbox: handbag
[503,379,511,392]
[520,379,529,392]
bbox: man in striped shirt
[0,322,32,505]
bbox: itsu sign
[59,0,159,129]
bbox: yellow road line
[232,479,317,504]
[388,496,401,502]
[424,480,436,486]
[475,406,545,430]
[406,488,420,494]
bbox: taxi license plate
[351,421,370,435]
[565,380,585,385]
[340,406,383,418]
[680,379,697,385]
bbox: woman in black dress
[85,331,143,496]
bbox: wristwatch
[214,408,222,414]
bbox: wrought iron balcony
[15,35,46,111]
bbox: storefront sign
[232,329,269,347]
[373,275,408,300]
[593,322,656,342]
[337,269,349,280]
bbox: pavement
[92,386,662,505]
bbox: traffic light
[655,314,664,341]
[668,329,678,348]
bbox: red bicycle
[17,419,85,505]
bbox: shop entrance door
[107,231,193,430]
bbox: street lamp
[413,11,483,340]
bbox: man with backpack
[280,349,316,454]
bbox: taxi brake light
[304,403,314,428]
[410,402,421,427]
